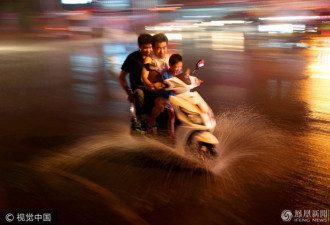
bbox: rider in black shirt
[121,50,145,91]
[119,33,152,117]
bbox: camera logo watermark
[5,213,14,223]
[281,210,293,222]
[281,209,329,223]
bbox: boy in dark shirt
[119,33,152,118]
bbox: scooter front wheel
[185,134,217,161]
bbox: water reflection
[308,37,330,79]
[211,32,244,52]
[70,50,112,116]
[292,37,330,210]
[305,37,330,133]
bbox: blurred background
[0,1,329,225]
[1,0,330,37]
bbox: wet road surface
[0,32,329,225]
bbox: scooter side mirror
[144,63,157,72]
[196,59,204,69]
[191,59,205,74]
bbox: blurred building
[1,0,329,34]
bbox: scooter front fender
[175,127,219,155]
[193,131,219,145]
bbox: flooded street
[0,30,329,225]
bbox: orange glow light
[44,27,69,31]
[147,7,180,12]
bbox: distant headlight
[180,107,203,125]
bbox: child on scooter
[160,54,199,139]
[160,54,184,99]
[156,53,183,139]
[161,54,203,99]
[160,54,204,139]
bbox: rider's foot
[131,121,146,135]
[146,117,158,135]
[169,131,175,139]
[148,126,158,135]
[134,121,142,130]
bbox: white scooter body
[164,75,219,155]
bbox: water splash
[2,108,297,225]
[211,108,292,185]
[215,109,283,153]
[39,107,293,190]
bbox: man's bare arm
[119,70,132,94]
[141,57,154,88]
[118,70,133,102]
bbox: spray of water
[43,109,293,201]
[212,108,291,183]
[39,107,293,190]
[1,108,296,224]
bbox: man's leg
[133,88,145,121]
[148,96,166,128]
[165,103,175,139]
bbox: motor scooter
[131,60,219,159]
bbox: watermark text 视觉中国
[1,211,56,224]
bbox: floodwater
[0,30,329,225]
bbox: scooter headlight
[180,107,204,125]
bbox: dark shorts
[144,90,161,115]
